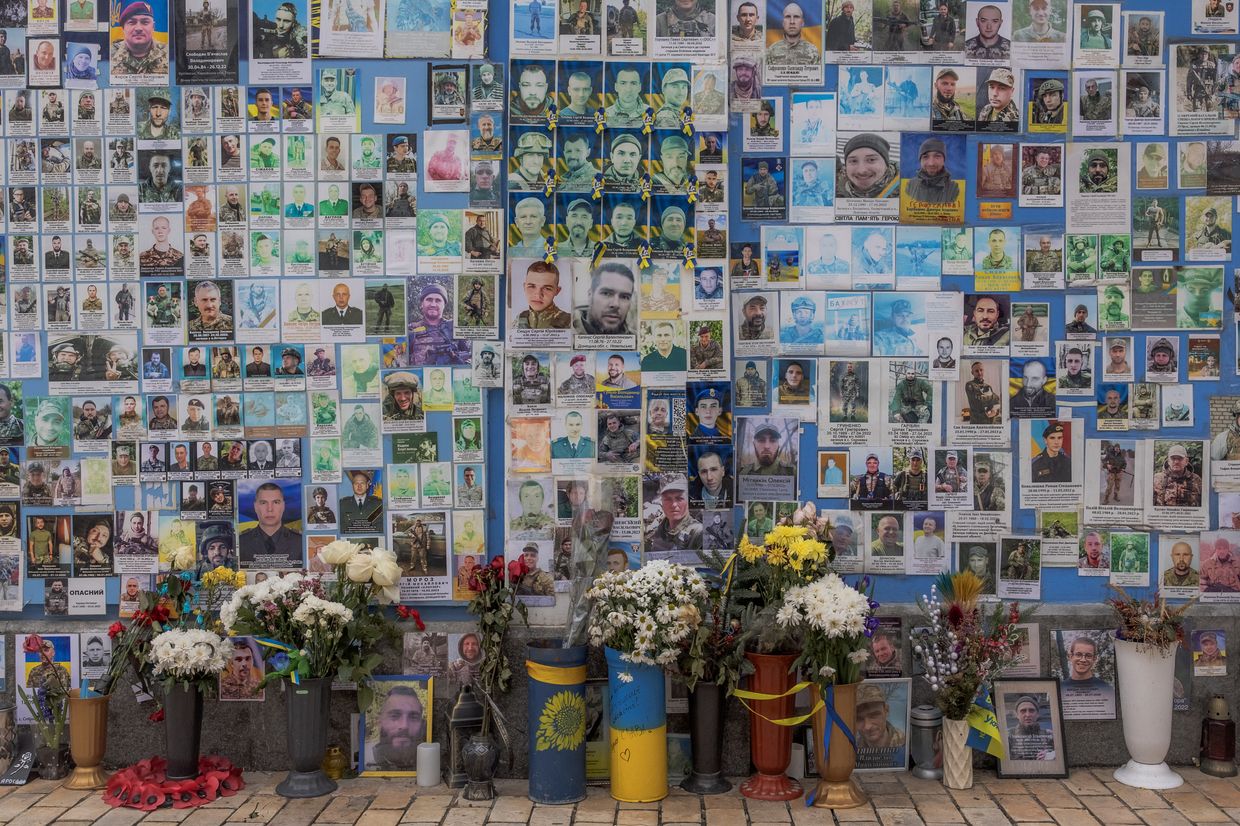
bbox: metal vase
[164,684,204,781]
[681,682,731,794]
[276,678,338,799]
[809,683,867,809]
[66,690,111,789]
[461,733,501,801]
[526,641,588,804]
[605,647,667,803]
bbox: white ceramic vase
[941,718,973,790]
[1113,638,1183,790]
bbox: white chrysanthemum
[148,628,231,680]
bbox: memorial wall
[0,0,1235,743]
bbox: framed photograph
[993,678,1069,778]
[854,677,911,772]
[357,674,433,776]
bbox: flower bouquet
[911,571,1027,788]
[774,573,877,808]
[221,546,400,799]
[588,560,706,802]
[456,556,530,800]
[725,516,834,801]
[17,634,72,779]
[148,627,232,781]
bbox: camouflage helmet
[1037,78,1064,97]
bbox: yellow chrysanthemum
[738,537,764,563]
[764,525,804,547]
[536,690,587,752]
[766,544,788,567]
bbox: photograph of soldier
[741,156,786,220]
[964,2,1010,61]
[850,451,892,509]
[734,360,768,408]
[557,132,599,195]
[872,0,914,51]
[574,260,636,337]
[975,143,1015,197]
[1124,72,1161,121]
[111,0,170,80]
[509,60,554,123]
[962,294,1011,349]
[854,680,910,771]
[600,195,644,254]
[1028,76,1065,127]
[1077,76,1114,124]
[829,360,868,422]
[1125,11,1160,58]
[1028,420,1071,484]
[1138,144,1172,192]
[890,448,928,509]
[1145,336,1178,378]
[1020,145,1062,198]
[1055,344,1091,392]
[1152,441,1204,509]
[603,63,649,128]
[764,0,820,81]
[888,364,932,424]
[1161,538,1199,589]
[976,67,1018,131]
[836,132,899,200]
[597,411,639,464]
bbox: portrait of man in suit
[322,282,363,326]
[340,469,382,533]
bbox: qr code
[671,397,686,435]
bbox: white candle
[416,742,441,787]
[788,744,806,780]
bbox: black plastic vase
[276,678,337,798]
[682,682,732,795]
[164,684,203,781]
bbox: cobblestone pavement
[4,767,1240,825]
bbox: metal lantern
[909,704,944,780]
[1200,694,1237,778]
[448,684,485,788]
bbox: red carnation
[108,622,126,639]
[22,634,42,654]
[148,708,165,723]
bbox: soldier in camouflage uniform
[599,413,638,463]
[750,101,779,136]
[188,281,233,335]
[1210,401,1240,461]
[735,361,766,407]
[476,346,501,382]
[839,362,862,421]
[21,462,52,500]
[410,283,466,365]
[1153,444,1202,507]
[1078,78,1112,121]
[932,69,965,123]
[1031,78,1065,124]
[934,451,968,492]
[977,67,1019,123]
[1025,236,1062,272]
[767,2,819,65]
[1103,442,1128,503]
[652,68,691,129]
[647,477,703,553]
[139,152,180,203]
[973,459,1004,510]
[512,354,552,405]
[655,0,715,38]
[891,449,928,508]
[1021,149,1060,195]
[743,160,780,209]
[383,372,423,421]
[889,369,932,423]
[690,326,723,370]
[557,354,594,395]
[1080,148,1117,193]
[111,0,169,78]
[699,169,724,203]
[386,136,417,174]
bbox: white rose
[345,553,377,584]
[319,540,360,566]
[370,549,402,587]
[172,544,196,571]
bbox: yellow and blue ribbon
[591,173,604,200]
[685,176,698,204]
[682,243,697,271]
[594,108,605,133]
[254,637,301,685]
[637,241,651,269]
[543,174,556,197]
[641,107,654,134]
[805,684,856,807]
[543,237,557,263]
[592,242,607,266]
[640,174,652,201]
[680,107,694,136]
[546,102,559,130]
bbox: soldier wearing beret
[387,136,417,174]
[557,354,594,395]
[111,0,169,77]
[1031,423,1071,483]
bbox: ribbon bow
[543,174,556,197]
[682,243,697,271]
[592,242,608,266]
[594,108,605,133]
[546,102,559,130]
[680,106,694,136]
[591,173,605,200]
[640,174,652,202]
[685,176,699,203]
[641,107,654,134]
[637,241,651,270]
[254,638,302,685]
[543,237,557,264]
